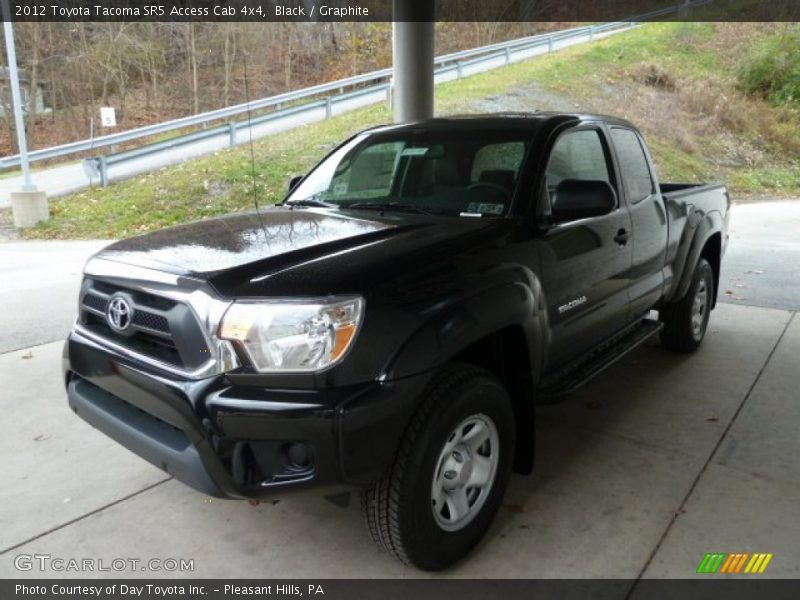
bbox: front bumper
[64,329,432,499]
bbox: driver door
[535,125,633,368]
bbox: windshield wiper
[346,202,437,216]
[285,198,338,208]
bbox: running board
[536,318,663,402]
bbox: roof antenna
[243,55,269,243]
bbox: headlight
[218,297,364,373]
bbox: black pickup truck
[64,113,729,570]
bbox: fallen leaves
[724,289,747,301]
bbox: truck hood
[96,207,506,297]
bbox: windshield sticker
[400,147,429,157]
[333,181,349,196]
[467,202,505,215]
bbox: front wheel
[361,364,515,570]
[660,257,714,353]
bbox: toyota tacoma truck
[64,113,729,570]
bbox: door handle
[614,228,630,246]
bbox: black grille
[78,278,210,371]
[83,313,182,367]
[83,293,107,312]
[81,292,170,334]
[131,311,170,333]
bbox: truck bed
[661,182,726,200]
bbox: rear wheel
[660,257,714,353]
[361,364,514,570]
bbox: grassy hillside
[18,22,800,240]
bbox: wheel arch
[382,279,546,476]
[700,232,722,309]
[668,211,724,305]
[449,326,536,476]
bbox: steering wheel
[467,181,511,200]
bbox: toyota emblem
[106,295,133,331]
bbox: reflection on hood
[100,209,394,274]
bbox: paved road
[0,240,110,354]
[719,200,800,312]
[0,27,626,208]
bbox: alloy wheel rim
[431,414,499,532]
[691,277,709,339]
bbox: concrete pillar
[11,190,49,228]
[392,1,435,123]
[3,0,48,227]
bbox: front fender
[382,277,545,382]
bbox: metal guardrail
[80,97,335,185]
[77,23,631,187]
[1,0,711,185]
[1,24,592,171]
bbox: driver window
[545,129,611,207]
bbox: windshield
[285,129,531,217]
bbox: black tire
[361,363,515,570]
[660,257,714,353]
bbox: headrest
[479,169,515,190]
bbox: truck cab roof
[364,112,640,136]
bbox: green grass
[21,22,800,240]
[738,25,800,107]
[27,106,390,239]
[729,165,800,193]
[646,138,715,182]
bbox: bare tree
[186,23,199,114]
[221,24,238,107]
[0,20,563,152]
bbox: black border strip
[4,0,800,22]
[3,579,800,600]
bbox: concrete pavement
[0,240,110,353]
[643,308,800,578]
[720,200,800,312]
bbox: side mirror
[551,179,617,223]
[288,175,304,192]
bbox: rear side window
[610,128,654,203]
